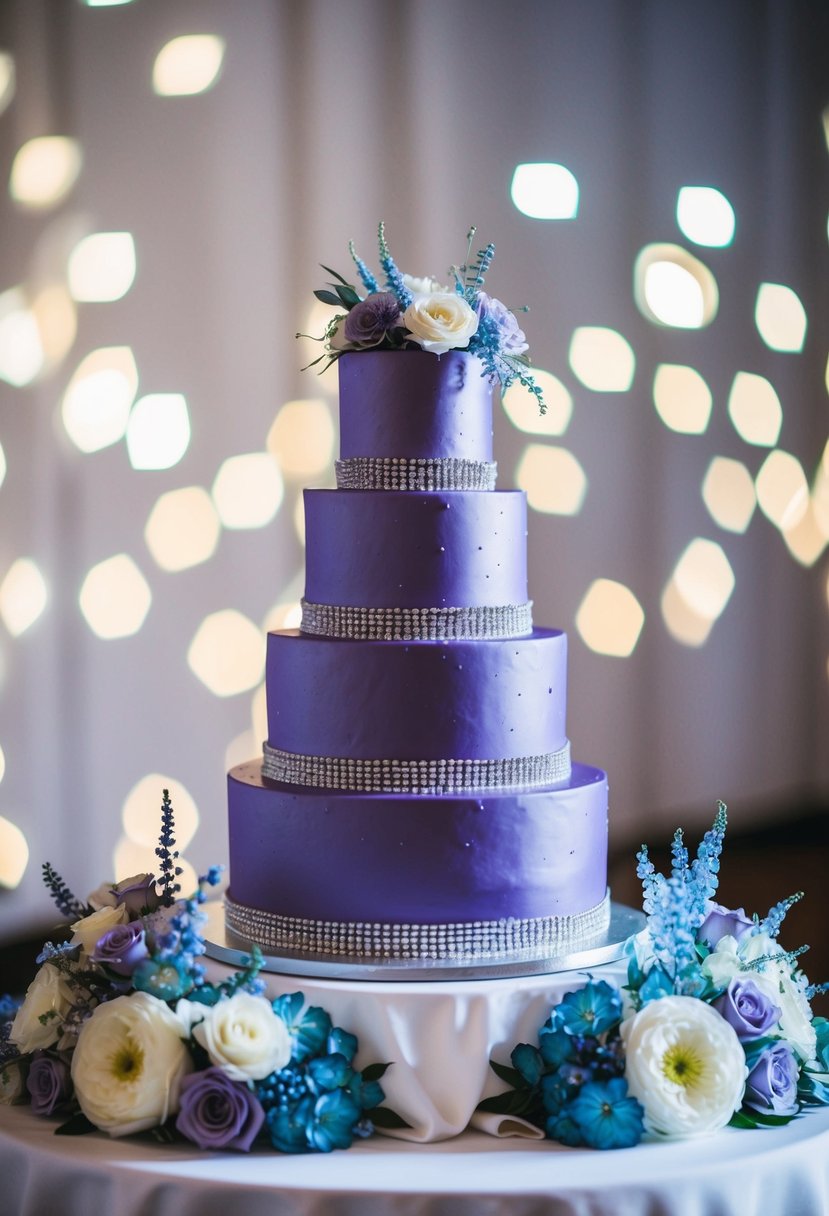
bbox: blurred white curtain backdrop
[0,0,827,938]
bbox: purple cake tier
[227,760,608,927]
[304,489,528,609]
[338,350,493,461]
[266,628,567,762]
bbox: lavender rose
[90,921,149,977]
[744,1042,799,1115]
[714,976,781,1042]
[476,292,528,356]
[343,293,402,346]
[176,1067,265,1151]
[26,1053,72,1117]
[698,902,754,949]
[110,873,162,918]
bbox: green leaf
[55,1113,96,1136]
[313,289,342,307]
[370,1106,411,1130]
[320,264,352,288]
[489,1059,526,1088]
[728,1110,757,1129]
[361,1062,391,1083]
[335,285,361,308]
[475,1090,534,1117]
[747,1108,799,1127]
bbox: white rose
[0,1061,27,1104]
[70,903,129,959]
[70,992,192,1137]
[193,992,291,1081]
[699,934,742,989]
[402,292,479,355]
[739,934,816,1062]
[402,274,448,296]
[622,995,747,1138]
[9,964,76,1054]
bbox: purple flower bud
[698,901,754,949]
[90,921,149,976]
[713,976,782,1042]
[744,1042,799,1115]
[110,873,162,917]
[176,1067,265,1151]
[343,293,402,346]
[26,1052,72,1117]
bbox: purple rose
[744,1042,799,1115]
[176,1068,265,1152]
[343,293,401,346]
[476,293,528,356]
[714,976,781,1042]
[110,873,162,917]
[26,1053,72,1117]
[698,901,754,949]
[91,921,149,976]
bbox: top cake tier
[337,350,494,465]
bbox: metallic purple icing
[304,489,528,608]
[227,760,608,924]
[338,351,494,460]
[266,628,567,760]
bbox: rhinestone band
[300,598,533,640]
[336,457,497,491]
[225,890,611,962]
[261,741,571,793]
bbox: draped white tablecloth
[3,1103,829,1216]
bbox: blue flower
[307,1090,362,1152]
[540,1071,570,1115]
[557,981,622,1037]
[266,1094,316,1153]
[132,956,191,1000]
[538,1025,573,1069]
[307,1053,353,1094]
[511,1042,543,1086]
[546,1111,583,1146]
[567,1078,644,1150]
[273,994,332,1063]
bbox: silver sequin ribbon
[261,740,571,793]
[225,890,611,962]
[336,456,497,491]
[300,598,533,640]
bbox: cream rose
[70,903,129,959]
[402,292,478,355]
[193,992,291,1081]
[9,964,75,1054]
[71,992,192,1137]
[622,996,747,1138]
[402,274,448,296]
[0,1061,27,1104]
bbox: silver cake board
[203,900,644,984]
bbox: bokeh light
[782,502,826,568]
[0,558,48,636]
[754,283,807,353]
[701,457,756,534]
[0,815,28,888]
[145,486,221,572]
[0,742,5,783]
[575,579,644,657]
[727,372,783,447]
[516,444,587,515]
[113,836,197,891]
[676,186,736,247]
[0,440,6,490]
[212,452,284,529]
[634,244,718,328]
[61,346,138,453]
[187,609,264,696]
[510,162,579,219]
[122,774,199,848]
[652,364,713,434]
[68,232,136,303]
[152,35,225,96]
[755,450,809,532]
[0,287,44,386]
[660,580,714,648]
[31,283,77,366]
[250,680,268,742]
[9,136,82,209]
[266,398,334,477]
[79,554,152,639]
[126,393,191,470]
[502,369,573,435]
[0,52,15,117]
[568,327,635,392]
[670,538,735,622]
[264,601,303,632]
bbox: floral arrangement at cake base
[303,220,546,411]
[0,791,404,1153]
[478,802,829,1148]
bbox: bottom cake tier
[226,760,610,963]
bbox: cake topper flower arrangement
[303,221,547,412]
[479,802,829,1148]
[0,791,403,1152]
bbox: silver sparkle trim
[336,457,497,491]
[300,599,534,640]
[261,741,571,793]
[224,891,612,963]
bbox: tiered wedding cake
[225,346,610,965]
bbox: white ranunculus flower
[70,992,192,1137]
[739,934,816,1062]
[0,1061,27,1104]
[402,292,479,355]
[622,995,747,1138]
[193,992,291,1081]
[70,903,129,959]
[9,964,76,1054]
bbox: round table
[2,1103,829,1216]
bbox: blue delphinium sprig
[757,891,804,939]
[348,239,379,295]
[41,863,90,921]
[377,220,413,310]
[155,788,183,906]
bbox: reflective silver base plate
[203,901,644,984]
